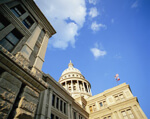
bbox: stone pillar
[32,33,49,70]
[15,24,42,67]
[96,101,100,111]
[132,105,147,119]
[117,111,122,118]
[68,104,71,119]
[71,105,73,119]
[47,89,53,119]
[41,90,48,118]
[71,80,73,92]
[20,24,42,60]
[112,111,118,119]
[77,112,79,119]
[82,82,85,92]
[90,88,92,95]
[65,81,67,90]
[86,83,89,93]
[77,80,80,91]
[31,32,49,77]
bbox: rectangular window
[56,116,59,119]
[64,102,66,114]
[52,94,55,107]
[51,114,54,119]
[22,16,34,29]
[100,102,103,107]
[74,112,76,119]
[11,4,25,17]
[114,93,125,102]
[0,13,10,31]
[38,29,45,43]
[56,97,59,109]
[60,100,63,111]
[0,29,23,52]
[121,109,135,119]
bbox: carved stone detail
[31,66,43,78]
[15,52,30,68]
[15,108,34,119]
[0,87,15,104]
[0,98,12,114]
[18,97,36,113]
[24,86,39,98]
[0,112,8,119]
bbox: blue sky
[35,0,150,117]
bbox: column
[71,80,73,92]
[35,91,43,119]
[32,32,49,71]
[47,89,53,119]
[20,24,41,59]
[117,111,122,119]
[67,104,71,119]
[62,101,64,113]
[90,88,92,95]
[65,81,67,90]
[77,112,79,119]
[82,82,85,92]
[96,101,100,111]
[36,89,48,119]
[42,90,48,118]
[77,80,80,91]
[112,111,119,119]
[86,83,89,93]
[71,105,73,119]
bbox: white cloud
[131,1,138,8]
[91,21,107,32]
[35,0,86,49]
[91,48,107,59]
[89,7,99,18]
[89,0,97,5]
[90,43,107,59]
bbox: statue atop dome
[68,60,74,68]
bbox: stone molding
[0,45,49,92]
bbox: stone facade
[0,0,147,119]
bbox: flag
[115,74,120,81]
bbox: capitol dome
[60,60,82,81]
[59,61,92,99]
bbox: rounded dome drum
[59,61,92,99]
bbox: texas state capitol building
[0,0,147,119]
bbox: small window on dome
[68,75,70,77]
[72,74,74,76]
